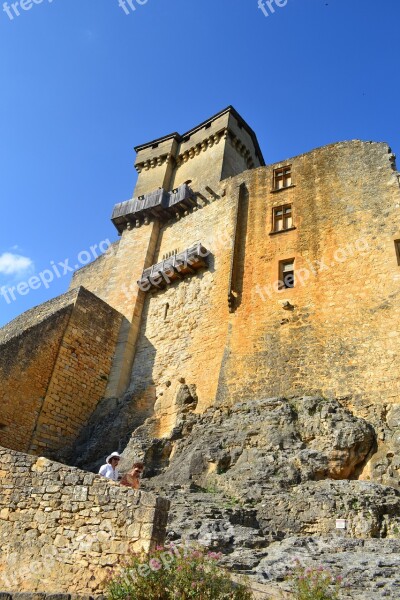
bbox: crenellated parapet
[135,151,175,174]
[175,129,226,166]
[226,128,256,169]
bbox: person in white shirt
[98,452,121,481]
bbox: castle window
[273,204,293,232]
[279,259,295,289]
[273,166,292,190]
[395,240,400,265]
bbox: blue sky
[0,0,399,326]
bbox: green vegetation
[106,545,253,600]
[286,560,343,600]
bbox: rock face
[256,536,400,600]
[119,396,400,598]
[124,396,376,492]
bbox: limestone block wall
[170,111,231,191]
[126,186,241,435]
[134,136,178,197]
[0,448,169,595]
[217,141,400,410]
[0,291,77,453]
[170,109,263,192]
[132,108,263,199]
[0,288,123,460]
[221,111,263,180]
[29,289,124,459]
[69,223,160,397]
[69,241,120,304]
[55,133,400,488]
[215,141,400,486]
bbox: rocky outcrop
[117,395,400,598]
[123,396,376,491]
[256,536,400,600]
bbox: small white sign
[336,519,347,529]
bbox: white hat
[106,452,121,464]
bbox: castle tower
[73,107,264,400]
[132,106,264,198]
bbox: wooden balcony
[138,243,209,292]
[111,183,197,233]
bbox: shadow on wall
[229,182,250,312]
[69,336,157,472]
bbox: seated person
[98,452,121,481]
[120,462,144,489]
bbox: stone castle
[1,106,400,597]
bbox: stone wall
[170,112,230,192]
[69,242,119,305]
[217,141,400,410]
[133,137,178,198]
[0,292,77,453]
[126,184,241,436]
[0,288,123,460]
[216,140,400,486]
[70,223,160,397]
[67,182,243,467]
[29,289,124,460]
[132,107,263,198]
[123,141,400,436]
[71,138,400,489]
[0,448,169,596]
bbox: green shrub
[106,544,253,600]
[287,560,343,600]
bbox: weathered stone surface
[0,448,169,596]
[141,396,376,495]
[256,480,400,539]
[0,288,123,461]
[256,536,400,599]
[128,396,400,596]
[1,110,400,599]
[69,133,400,489]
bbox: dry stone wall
[0,448,169,596]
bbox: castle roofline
[264,139,392,170]
[134,132,181,152]
[134,106,265,166]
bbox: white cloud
[0,252,34,277]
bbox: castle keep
[1,106,400,487]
